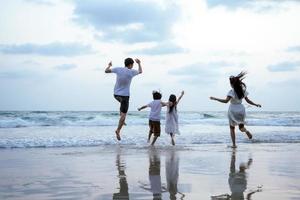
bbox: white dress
[165,106,180,135]
[227,89,248,126]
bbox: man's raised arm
[105,61,112,73]
[135,58,142,74]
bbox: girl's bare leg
[230,126,237,148]
[151,136,158,146]
[148,131,152,143]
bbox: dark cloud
[55,64,77,71]
[0,42,93,57]
[73,0,180,43]
[268,61,300,72]
[129,42,186,55]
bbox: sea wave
[0,111,299,128]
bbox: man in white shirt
[105,58,142,140]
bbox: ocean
[0,111,299,148]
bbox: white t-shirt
[148,100,162,121]
[111,67,139,96]
[227,89,248,104]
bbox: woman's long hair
[169,94,177,113]
[229,71,247,99]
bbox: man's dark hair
[153,91,162,100]
[124,58,134,67]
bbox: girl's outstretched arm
[176,91,185,104]
[161,102,172,107]
[210,96,231,103]
[245,97,261,107]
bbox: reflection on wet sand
[165,149,185,200]
[113,148,129,200]
[211,150,262,200]
[139,147,165,200]
[139,148,185,200]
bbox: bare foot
[115,130,121,141]
[246,131,252,139]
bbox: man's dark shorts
[114,95,129,113]
[149,120,161,137]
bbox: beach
[0,144,299,199]
[0,111,300,199]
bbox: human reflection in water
[228,150,252,200]
[165,149,185,200]
[211,150,261,200]
[139,147,165,200]
[113,147,129,200]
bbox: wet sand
[0,143,299,200]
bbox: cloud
[73,0,180,43]
[0,70,38,79]
[128,42,186,55]
[206,0,300,10]
[268,61,300,72]
[287,45,300,52]
[54,64,77,71]
[206,0,249,9]
[23,0,54,6]
[0,42,93,57]
[169,61,233,85]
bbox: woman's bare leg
[239,124,252,139]
[230,126,237,148]
[170,133,175,146]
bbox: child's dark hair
[153,91,162,100]
[169,94,177,113]
[124,58,134,67]
[229,71,247,99]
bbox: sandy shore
[0,143,299,200]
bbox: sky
[0,0,300,111]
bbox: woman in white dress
[165,91,184,146]
[210,72,261,148]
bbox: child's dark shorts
[114,95,129,113]
[149,120,161,137]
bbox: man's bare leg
[115,112,126,140]
[151,136,158,146]
[239,124,252,139]
[230,126,237,148]
[120,111,127,126]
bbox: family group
[105,58,261,148]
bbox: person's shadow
[165,148,185,200]
[113,147,129,200]
[211,150,262,200]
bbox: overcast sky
[0,0,300,111]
